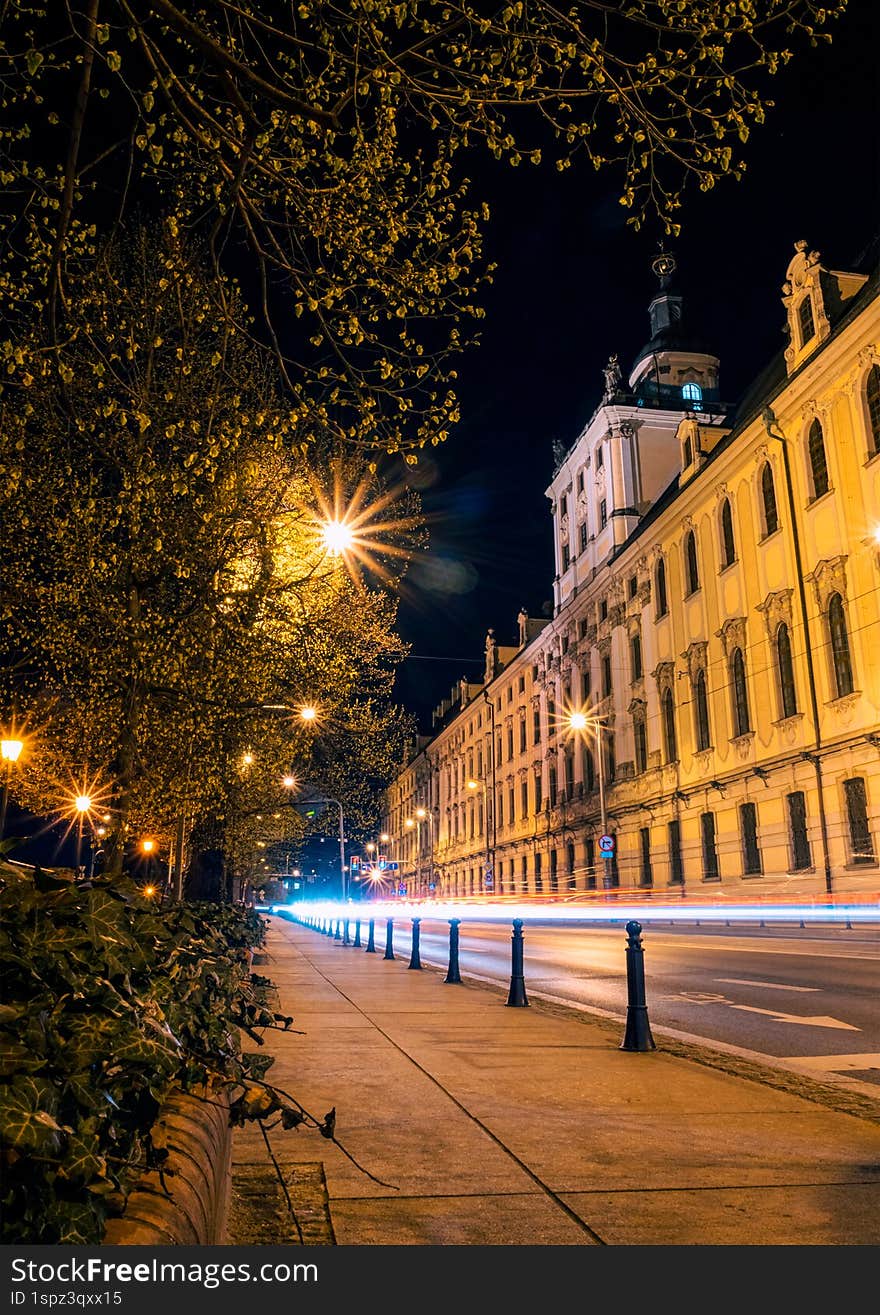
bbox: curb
[103,1090,232,1246]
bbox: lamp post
[73,794,92,876]
[466,778,492,893]
[568,712,611,889]
[0,738,24,841]
[415,806,435,896]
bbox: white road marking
[729,1004,860,1031]
[780,1053,880,1072]
[715,977,820,992]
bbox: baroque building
[381,243,880,899]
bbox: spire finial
[652,250,676,288]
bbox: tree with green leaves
[0,1,848,458]
[0,223,414,874]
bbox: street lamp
[0,737,24,841]
[73,793,91,874]
[299,706,317,723]
[321,520,355,556]
[466,778,492,894]
[568,711,611,889]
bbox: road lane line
[715,977,820,992]
[728,1004,860,1030]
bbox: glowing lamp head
[96,826,107,838]
[141,838,155,854]
[321,520,354,555]
[282,775,297,789]
[405,818,415,829]
[415,807,427,820]
[242,752,254,766]
[873,524,880,547]
[1,739,23,763]
[74,795,92,814]
[380,832,389,842]
[143,884,156,897]
[366,842,376,852]
[466,779,479,791]
[568,712,588,731]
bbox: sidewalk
[230,916,880,1245]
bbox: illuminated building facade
[382,243,880,898]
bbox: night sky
[393,1,880,732]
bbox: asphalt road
[387,918,880,1094]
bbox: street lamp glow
[282,775,297,789]
[380,832,389,842]
[466,779,481,792]
[1,739,23,763]
[415,807,427,820]
[300,705,317,722]
[74,794,92,813]
[141,838,155,854]
[568,711,588,731]
[366,842,376,853]
[143,884,157,897]
[405,817,415,828]
[321,520,355,555]
[242,752,254,766]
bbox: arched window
[776,623,798,719]
[694,669,711,751]
[828,593,854,698]
[731,648,751,737]
[682,381,703,410]
[655,558,668,618]
[684,529,700,594]
[583,746,595,793]
[798,295,815,345]
[761,463,779,536]
[866,364,880,456]
[720,498,736,568]
[808,418,829,499]
[633,713,648,774]
[662,689,677,763]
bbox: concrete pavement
[230,914,880,1245]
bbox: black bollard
[343,918,351,946]
[354,919,362,948]
[365,918,376,953]
[334,919,341,941]
[408,917,422,970]
[506,919,529,1007]
[383,917,395,960]
[620,920,656,1052]
[445,918,462,984]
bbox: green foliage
[0,1,847,456]
[0,863,276,1244]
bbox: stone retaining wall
[103,1090,231,1246]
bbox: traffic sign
[599,834,615,854]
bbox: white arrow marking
[729,1004,860,1031]
[716,977,819,993]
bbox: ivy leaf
[0,1076,66,1154]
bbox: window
[599,599,608,622]
[694,669,711,751]
[701,812,720,880]
[731,647,751,737]
[534,852,543,893]
[807,418,829,499]
[668,819,684,885]
[549,848,558,891]
[577,470,584,493]
[630,634,643,681]
[496,734,502,765]
[579,617,589,639]
[583,746,595,793]
[787,791,812,870]
[662,689,677,762]
[507,685,513,703]
[639,827,653,886]
[740,802,762,875]
[519,715,526,753]
[521,779,529,819]
[867,364,880,455]
[655,558,668,617]
[599,499,607,529]
[521,854,528,888]
[596,445,604,469]
[581,666,591,700]
[507,725,514,759]
[585,835,596,889]
[844,778,875,864]
[684,529,699,594]
[682,381,703,409]
[720,498,736,568]
[602,654,612,698]
[534,771,542,812]
[533,704,541,744]
[564,750,574,796]
[547,695,556,731]
[518,675,525,693]
[579,521,587,551]
[798,295,815,345]
[634,714,648,774]
[681,429,693,467]
[496,791,503,829]
[628,575,638,599]
[566,842,576,889]
[761,462,779,536]
[604,733,616,784]
[548,765,557,809]
[509,786,515,824]
[776,623,798,719]
[828,593,854,698]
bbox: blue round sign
[599,834,615,854]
